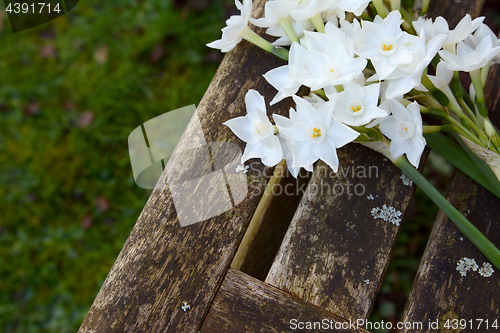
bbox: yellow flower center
[351,105,362,113]
[312,127,322,138]
[383,44,393,52]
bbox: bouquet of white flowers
[208,0,500,269]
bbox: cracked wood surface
[78,0,295,331]
[201,268,370,333]
[265,143,423,323]
[400,170,500,333]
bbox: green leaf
[395,156,500,271]
[425,132,500,199]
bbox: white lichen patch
[367,194,374,200]
[456,257,478,277]
[181,301,191,312]
[371,204,402,226]
[400,173,413,186]
[236,164,249,173]
[363,279,370,285]
[479,262,494,277]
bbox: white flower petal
[245,89,267,116]
[313,138,340,172]
[223,116,253,142]
[261,136,283,166]
[242,138,269,163]
[326,120,359,148]
[292,140,318,167]
[389,138,408,160]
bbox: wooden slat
[238,169,312,281]
[400,170,500,332]
[265,143,423,322]
[201,268,369,333]
[485,64,500,125]
[78,1,296,332]
[401,2,500,329]
[426,0,485,27]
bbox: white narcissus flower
[207,0,253,52]
[339,18,363,50]
[413,15,484,51]
[466,23,500,64]
[333,0,371,16]
[296,23,367,90]
[274,107,314,177]
[303,93,327,109]
[439,36,500,72]
[273,95,359,172]
[264,42,307,105]
[378,100,426,168]
[223,90,283,166]
[251,0,314,46]
[356,11,419,80]
[371,29,447,99]
[334,82,387,126]
[289,0,332,22]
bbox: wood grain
[426,0,485,27]
[485,64,500,125]
[265,143,423,323]
[78,1,296,332]
[201,268,370,333]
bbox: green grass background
[0,1,231,331]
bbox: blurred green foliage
[0,0,230,331]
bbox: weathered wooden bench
[79,0,500,331]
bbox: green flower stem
[313,89,327,100]
[455,109,489,145]
[422,125,453,134]
[241,26,289,61]
[470,68,488,117]
[372,0,387,18]
[421,73,450,106]
[279,17,299,44]
[399,7,416,34]
[450,72,464,100]
[421,0,430,16]
[310,13,325,33]
[352,126,384,141]
[361,10,372,21]
[481,60,493,87]
[394,156,500,271]
[390,0,400,11]
[458,97,483,129]
[400,99,430,113]
[232,159,286,269]
[361,9,373,21]
[445,115,485,147]
[462,89,476,114]
[484,118,500,150]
